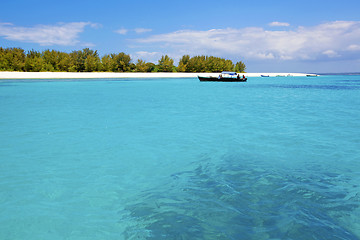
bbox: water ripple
[123,154,360,239]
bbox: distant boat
[306,74,318,77]
[261,75,270,77]
[198,71,247,82]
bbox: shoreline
[0,71,314,79]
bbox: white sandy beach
[0,71,313,79]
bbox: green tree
[146,62,156,72]
[224,59,234,72]
[157,55,175,72]
[186,55,206,72]
[135,59,148,72]
[69,48,100,72]
[130,62,136,72]
[206,56,222,72]
[69,50,85,72]
[13,48,26,71]
[134,61,156,72]
[177,55,190,72]
[101,54,112,71]
[41,50,71,71]
[235,61,246,73]
[0,46,246,73]
[110,52,131,72]
[42,50,59,71]
[0,48,26,71]
[0,47,8,70]
[25,50,43,72]
[57,52,71,72]
[85,54,101,72]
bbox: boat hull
[198,76,247,82]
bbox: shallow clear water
[1,76,360,239]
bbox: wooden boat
[198,71,247,82]
[198,76,247,82]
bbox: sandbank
[0,71,313,79]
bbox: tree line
[0,47,246,73]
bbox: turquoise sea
[1,75,360,239]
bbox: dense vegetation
[0,47,246,73]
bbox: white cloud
[131,51,162,63]
[0,22,97,46]
[134,28,152,34]
[269,22,290,27]
[115,28,128,35]
[89,23,103,29]
[115,28,152,35]
[347,44,360,51]
[134,21,360,62]
[322,50,340,58]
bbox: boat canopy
[221,71,237,75]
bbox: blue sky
[1,0,360,72]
